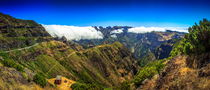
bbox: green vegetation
[105,59,165,90]
[33,73,47,87]
[0,13,51,51]
[112,41,123,48]
[171,19,210,56]
[1,40,137,88]
[33,55,67,77]
[104,88,113,90]
[0,51,10,58]
[139,52,156,67]
[133,59,165,87]
[114,81,132,90]
[1,12,208,90]
[71,82,103,90]
[0,13,140,89]
[2,59,24,72]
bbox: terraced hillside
[0,40,139,89]
[0,13,52,50]
[0,13,139,90]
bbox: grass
[31,55,70,78]
[33,73,47,87]
[0,57,24,72]
[0,40,134,89]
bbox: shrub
[133,60,165,87]
[0,51,10,59]
[170,19,210,56]
[33,73,47,87]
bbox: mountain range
[0,13,209,90]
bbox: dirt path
[4,43,39,53]
[47,44,107,75]
[59,44,105,60]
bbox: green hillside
[0,13,140,89]
[137,19,210,90]
[0,40,139,89]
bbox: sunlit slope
[0,40,138,88]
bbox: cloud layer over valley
[43,25,188,41]
[43,25,104,41]
[128,27,188,33]
[110,29,124,34]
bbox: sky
[0,0,210,27]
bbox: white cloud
[110,34,117,38]
[128,27,188,33]
[43,25,103,41]
[164,27,188,33]
[110,29,124,34]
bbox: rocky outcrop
[155,39,180,59]
[0,66,36,90]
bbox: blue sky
[0,0,210,27]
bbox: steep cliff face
[154,39,180,59]
[0,13,51,50]
[77,27,185,62]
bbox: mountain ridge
[0,13,140,89]
[137,19,210,90]
[1,12,209,90]
[0,13,52,50]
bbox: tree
[170,19,210,56]
[33,73,47,87]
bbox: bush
[170,19,210,68]
[33,73,47,87]
[133,60,165,87]
[0,51,10,59]
[170,19,210,56]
